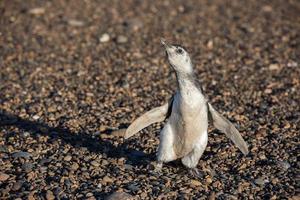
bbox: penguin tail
[207,103,249,155]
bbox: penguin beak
[161,38,170,48]
[161,38,173,54]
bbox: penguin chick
[125,39,248,174]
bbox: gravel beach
[0,0,299,199]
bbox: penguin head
[161,39,193,74]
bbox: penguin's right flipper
[124,96,174,139]
[207,103,249,155]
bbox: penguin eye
[176,48,183,54]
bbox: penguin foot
[189,168,203,179]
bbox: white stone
[99,33,110,43]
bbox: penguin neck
[175,70,198,93]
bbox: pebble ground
[0,0,299,199]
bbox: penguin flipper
[207,103,249,155]
[124,97,174,139]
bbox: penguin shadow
[0,110,150,167]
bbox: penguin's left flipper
[124,96,174,139]
[207,103,249,155]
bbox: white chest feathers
[178,81,205,108]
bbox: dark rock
[22,162,34,173]
[127,183,140,192]
[40,158,52,165]
[12,181,23,191]
[0,145,8,153]
[106,192,134,200]
[12,151,32,159]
